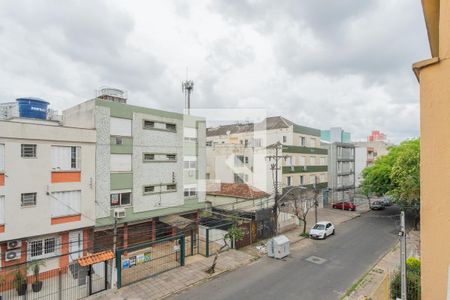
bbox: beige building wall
[414,0,450,298]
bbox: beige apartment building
[413,0,450,298]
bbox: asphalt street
[168,206,402,300]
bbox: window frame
[21,144,37,158]
[28,236,59,260]
[110,192,132,207]
[21,192,37,207]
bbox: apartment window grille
[21,144,37,158]
[166,123,177,132]
[184,187,197,197]
[166,154,176,161]
[166,184,177,191]
[143,185,155,194]
[21,193,37,207]
[143,120,155,129]
[143,153,155,161]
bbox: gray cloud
[0,0,429,142]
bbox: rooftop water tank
[16,97,49,120]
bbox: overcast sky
[0,0,429,142]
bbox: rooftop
[207,182,270,200]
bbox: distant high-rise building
[321,127,351,143]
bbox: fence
[0,261,108,300]
[116,234,185,288]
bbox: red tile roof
[207,183,270,200]
[77,250,114,267]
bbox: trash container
[272,235,290,259]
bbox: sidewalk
[245,205,369,257]
[343,230,420,300]
[87,250,256,300]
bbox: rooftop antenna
[182,67,194,115]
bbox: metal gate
[89,261,108,295]
[116,235,185,288]
[185,229,198,257]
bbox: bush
[390,258,421,300]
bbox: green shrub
[390,258,421,300]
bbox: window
[110,154,132,172]
[300,137,306,146]
[144,153,155,161]
[184,186,197,197]
[299,156,305,166]
[184,127,197,142]
[320,157,326,165]
[287,176,292,186]
[29,236,58,259]
[244,139,249,147]
[51,190,81,217]
[235,155,244,167]
[143,120,155,129]
[254,138,262,147]
[52,146,80,170]
[21,144,36,158]
[115,137,123,145]
[300,175,304,185]
[110,117,132,136]
[184,156,197,169]
[309,138,316,147]
[310,175,315,184]
[282,136,287,143]
[234,173,244,184]
[0,195,4,224]
[310,157,316,166]
[206,141,212,147]
[320,174,325,182]
[166,123,177,131]
[166,154,176,161]
[21,193,37,207]
[143,185,155,194]
[0,144,4,171]
[166,184,176,191]
[110,192,132,207]
[244,156,249,164]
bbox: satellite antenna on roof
[182,68,194,115]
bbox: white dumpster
[273,235,290,259]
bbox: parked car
[309,221,335,239]
[371,200,385,210]
[382,196,392,206]
[332,201,356,211]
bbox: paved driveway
[168,207,401,300]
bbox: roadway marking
[305,256,327,265]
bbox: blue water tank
[16,97,49,120]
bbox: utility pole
[112,216,118,287]
[400,210,407,300]
[266,141,289,236]
[313,176,318,224]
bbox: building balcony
[282,165,328,174]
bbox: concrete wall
[0,120,96,241]
[417,2,450,295]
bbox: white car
[309,221,335,239]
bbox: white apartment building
[206,116,328,195]
[63,89,206,250]
[0,112,96,273]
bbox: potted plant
[13,270,27,296]
[28,261,44,293]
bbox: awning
[159,215,194,229]
[77,250,115,267]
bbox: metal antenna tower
[182,70,194,115]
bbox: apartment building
[413,0,450,298]
[206,116,328,196]
[320,127,355,203]
[0,98,96,274]
[353,131,390,186]
[63,89,206,251]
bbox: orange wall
[51,214,81,225]
[51,171,81,183]
[419,59,450,300]
[0,174,4,186]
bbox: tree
[281,188,316,236]
[206,222,244,274]
[390,257,421,300]
[361,139,420,227]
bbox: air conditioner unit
[5,249,21,261]
[7,240,22,250]
[114,208,126,219]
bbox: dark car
[371,200,385,210]
[332,201,356,211]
